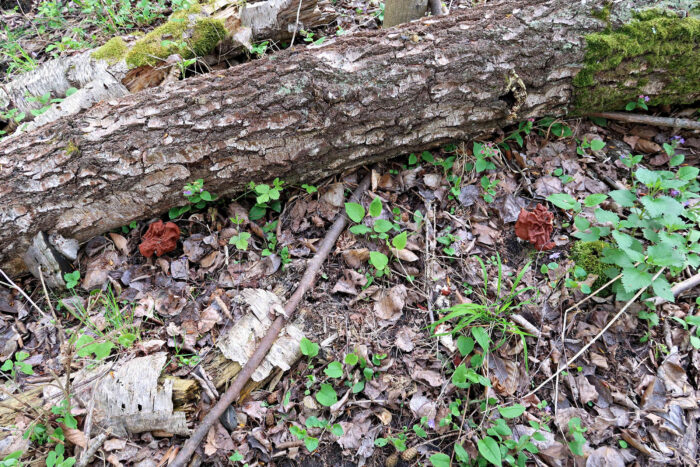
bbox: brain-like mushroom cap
[139,220,181,258]
[515,204,555,251]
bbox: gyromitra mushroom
[515,204,555,251]
[139,220,181,257]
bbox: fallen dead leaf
[373,285,407,323]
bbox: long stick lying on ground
[587,112,700,130]
[170,174,371,467]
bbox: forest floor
[1,1,700,467]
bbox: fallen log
[0,0,697,275]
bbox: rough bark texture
[0,0,694,275]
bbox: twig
[651,272,700,306]
[169,174,371,467]
[0,268,52,321]
[587,112,700,130]
[527,267,665,399]
[76,429,111,467]
[289,0,304,48]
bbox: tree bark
[0,0,696,276]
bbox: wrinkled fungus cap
[139,220,181,257]
[515,204,555,251]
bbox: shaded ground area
[1,110,699,466]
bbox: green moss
[591,2,612,25]
[570,240,613,295]
[91,37,128,64]
[64,141,79,155]
[573,9,700,113]
[124,5,226,68]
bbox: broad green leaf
[324,361,343,378]
[345,203,365,223]
[547,193,578,210]
[640,196,683,219]
[315,384,338,406]
[452,363,469,388]
[584,193,607,207]
[344,353,359,366]
[609,189,636,207]
[471,327,490,352]
[369,197,382,217]
[422,151,435,164]
[373,219,393,233]
[349,225,371,235]
[331,424,344,436]
[594,208,619,226]
[300,337,319,357]
[652,277,674,303]
[601,247,634,268]
[429,453,451,467]
[456,335,474,356]
[392,231,408,250]
[677,166,699,181]
[454,443,470,462]
[498,404,526,419]
[635,167,661,187]
[589,139,606,151]
[304,436,319,452]
[647,242,685,268]
[621,267,652,293]
[352,380,364,393]
[477,436,502,467]
[611,230,634,249]
[15,351,29,362]
[369,251,389,270]
[573,216,590,231]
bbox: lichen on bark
[573,9,699,113]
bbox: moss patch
[573,9,700,113]
[570,240,613,295]
[124,6,226,68]
[92,37,128,64]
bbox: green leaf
[477,436,502,467]
[344,203,365,223]
[625,102,636,111]
[456,336,474,356]
[369,197,382,217]
[609,189,636,208]
[640,195,683,219]
[594,208,619,226]
[349,225,371,235]
[324,361,343,378]
[669,154,685,167]
[471,327,490,352]
[352,380,364,393]
[454,443,470,462]
[331,424,344,436]
[344,353,359,366]
[677,166,699,181]
[589,139,605,151]
[392,231,408,250]
[200,191,212,201]
[635,167,660,187]
[429,453,451,467]
[300,337,319,357]
[422,151,435,164]
[15,351,29,362]
[315,384,338,406]
[611,230,634,249]
[573,216,590,231]
[452,363,469,389]
[229,452,244,462]
[304,436,319,452]
[647,242,685,268]
[369,251,388,271]
[584,193,607,207]
[652,277,674,303]
[498,404,526,419]
[547,193,579,211]
[373,219,393,233]
[621,267,652,293]
[1,360,12,371]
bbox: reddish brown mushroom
[515,204,555,251]
[139,220,181,258]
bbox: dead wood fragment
[587,112,700,130]
[169,174,371,467]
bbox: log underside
[0,0,695,276]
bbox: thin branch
[169,174,371,467]
[587,112,700,130]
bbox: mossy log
[1,0,698,276]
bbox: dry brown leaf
[61,425,87,448]
[103,438,127,451]
[411,368,444,387]
[373,285,407,323]
[390,248,419,262]
[108,232,129,256]
[395,327,416,352]
[342,248,370,268]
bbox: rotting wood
[1,0,697,276]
